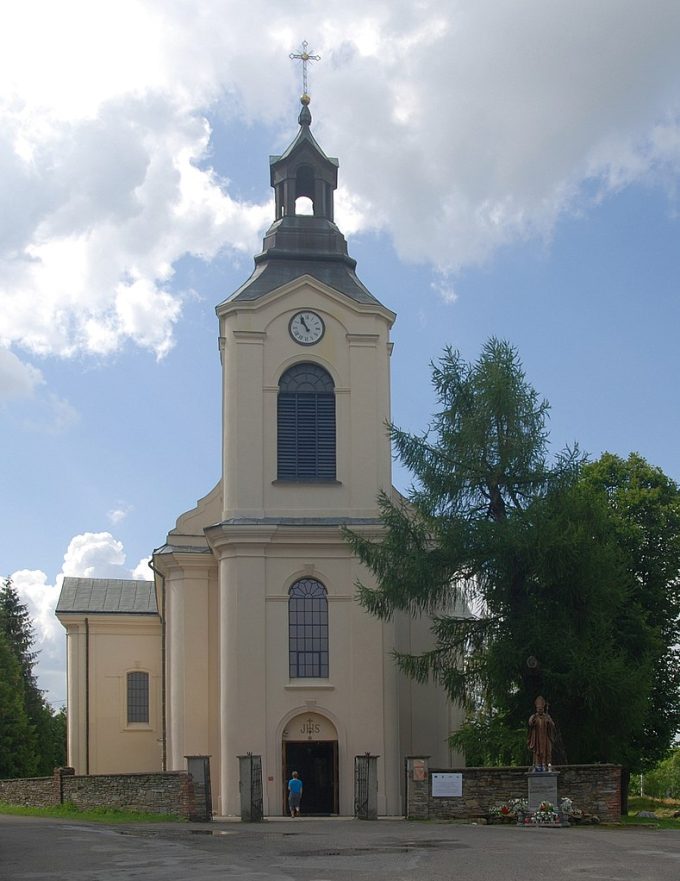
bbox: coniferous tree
[0,628,37,777]
[346,339,666,771]
[0,577,65,776]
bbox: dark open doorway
[284,740,338,815]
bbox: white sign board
[431,773,463,798]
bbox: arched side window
[288,579,329,678]
[278,363,335,480]
[127,671,149,723]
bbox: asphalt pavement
[0,814,678,881]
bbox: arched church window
[288,579,329,678]
[278,363,336,480]
[127,671,149,723]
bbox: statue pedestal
[526,771,559,811]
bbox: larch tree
[345,339,664,772]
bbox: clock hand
[300,316,310,332]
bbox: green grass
[0,802,181,824]
[622,795,680,829]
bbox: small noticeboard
[431,773,463,798]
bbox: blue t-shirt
[288,777,303,795]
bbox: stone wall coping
[429,763,622,772]
[0,775,52,784]
[67,771,187,780]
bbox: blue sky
[1,1,679,707]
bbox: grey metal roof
[270,125,338,168]
[218,105,385,310]
[154,544,213,555]
[56,577,158,614]
[225,256,380,305]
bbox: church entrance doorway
[282,712,339,815]
[284,740,338,815]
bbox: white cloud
[0,348,43,400]
[11,568,62,647]
[430,278,458,304]
[61,531,127,578]
[1,0,679,365]
[107,504,133,525]
[131,557,153,581]
[10,568,66,708]
[315,0,680,272]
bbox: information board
[431,772,463,797]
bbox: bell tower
[214,99,395,522]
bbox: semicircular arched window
[288,578,329,678]
[277,362,336,480]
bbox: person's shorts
[288,792,301,809]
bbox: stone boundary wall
[0,768,209,821]
[405,758,621,822]
[0,775,54,807]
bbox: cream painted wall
[58,615,162,775]
[205,522,406,816]
[217,277,395,520]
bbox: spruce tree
[0,577,65,776]
[0,628,37,777]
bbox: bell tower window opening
[295,164,315,215]
[288,578,329,678]
[277,362,336,480]
[295,196,314,215]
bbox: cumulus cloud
[1,0,679,356]
[130,557,153,581]
[10,530,155,706]
[0,348,43,400]
[316,0,680,273]
[61,531,127,578]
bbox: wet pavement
[1,814,678,880]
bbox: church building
[56,96,461,817]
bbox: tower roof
[219,99,384,309]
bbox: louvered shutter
[277,365,336,480]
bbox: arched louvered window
[289,579,329,678]
[127,671,149,723]
[278,363,336,480]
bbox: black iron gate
[354,753,369,819]
[185,755,212,821]
[238,752,263,821]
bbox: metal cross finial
[289,40,320,99]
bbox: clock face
[289,310,325,345]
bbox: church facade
[56,99,462,816]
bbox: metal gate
[354,754,369,818]
[238,753,263,821]
[185,755,212,821]
[354,753,378,820]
